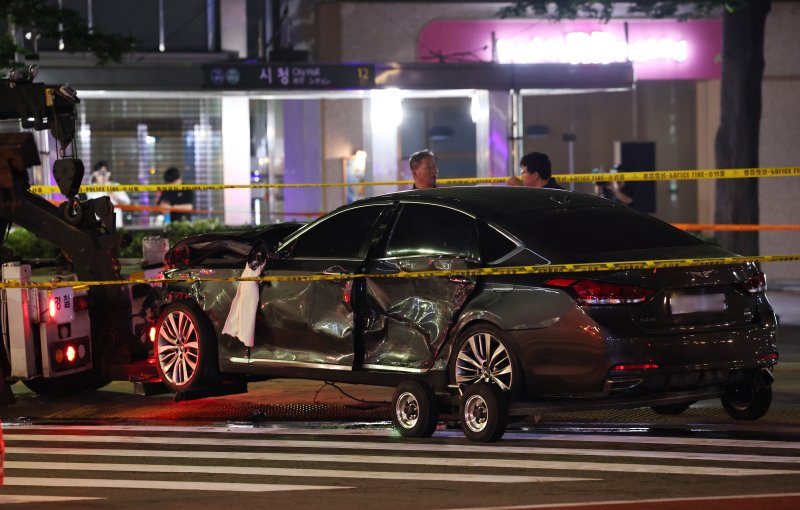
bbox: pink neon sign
[417,19,721,80]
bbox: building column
[283,99,323,220]
[222,96,251,225]
[220,0,247,58]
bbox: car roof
[354,186,621,218]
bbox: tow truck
[0,66,161,399]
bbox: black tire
[452,323,521,399]
[155,300,219,393]
[460,382,508,442]
[22,369,108,397]
[391,380,440,438]
[650,401,696,415]
[721,382,772,421]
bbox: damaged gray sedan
[155,187,778,441]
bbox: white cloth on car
[222,261,265,347]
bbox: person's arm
[506,176,522,186]
[610,181,634,205]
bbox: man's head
[92,160,110,184]
[164,166,182,184]
[519,152,552,187]
[409,149,437,189]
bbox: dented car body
[157,187,778,426]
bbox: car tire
[721,382,772,421]
[650,401,696,415]
[155,300,219,393]
[460,382,508,442]
[391,380,440,438]
[452,324,520,398]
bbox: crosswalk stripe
[1,477,349,493]
[5,461,597,483]
[7,433,800,465]
[7,424,800,450]
[0,496,104,504]
[7,446,800,473]
[439,492,800,510]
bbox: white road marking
[8,445,800,472]
[7,433,800,466]
[1,477,349,493]
[6,423,800,450]
[437,492,800,510]
[5,461,595,483]
[0,495,104,504]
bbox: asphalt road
[2,424,800,510]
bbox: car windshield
[495,205,704,262]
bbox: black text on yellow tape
[27,166,800,195]
[2,254,799,290]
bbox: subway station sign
[202,63,375,90]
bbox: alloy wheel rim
[395,391,420,429]
[455,333,512,391]
[464,394,489,432]
[158,310,200,386]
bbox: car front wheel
[155,300,218,393]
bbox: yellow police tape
[28,166,800,194]
[2,254,799,290]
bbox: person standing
[156,167,194,222]
[409,149,438,190]
[86,160,131,229]
[507,152,564,190]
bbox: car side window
[290,205,385,259]
[384,203,479,259]
[479,221,519,263]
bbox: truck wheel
[22,369,108,397]
[391,380,439,438]
[460,382,508,442]
[721,382,772,421]
[650,401,696,415]
[155,300,219,393]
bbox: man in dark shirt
[507,151,564,190]
[157,167,194,222]
[409,149,438,190]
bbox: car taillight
[545,278,655,305]
[742,271,767,294]
[48,297,57,318]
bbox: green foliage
[3,227,60,259]
[499,0,730,21]
[117,219,245,259]
[0,0,136,70]
[4,220,245,260]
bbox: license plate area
[669,292,727,316]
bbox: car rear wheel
[460,382,508,442]
[721,382,772,421]
[155,300,218,393]
[650,401,696,415]
[391,380,439,438]
[453,324,515,393]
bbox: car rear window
[499,206,704,261]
